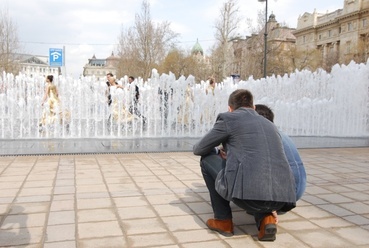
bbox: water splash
[0,61,368,139]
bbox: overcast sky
[4,0,343,77]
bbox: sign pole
[62,46,66,76]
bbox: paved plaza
[0,144,369,247]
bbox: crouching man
[193,89,296,241]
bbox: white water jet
[0,61,368,139]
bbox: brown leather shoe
[258,214,277,241]
[206,219,234,237]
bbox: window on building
[346,41,351,53]
[303,35,306,43]
[339,27,342,33]
[348,22,352,31]
[319,34,322,40]
[363,19,367,27]
[328,30,332,37]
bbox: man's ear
[253,105,255,110]
[228,106,234,112]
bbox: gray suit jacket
[193,107,296,204]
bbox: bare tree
[116,0,178,80]
[246,9,266,35]
[290,47,322,72]
[212,0,241,80]
[0,7,20,74]
[354,34,369,64]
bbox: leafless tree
[212,0,241,80]
[290,47,322,72]
[116,0,178,80]
[159,48,210,81]
[0,7,21,74]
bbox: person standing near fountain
[205,76,216,96]
[255,104,306,202]
[127,76,146,124]
[193,89,296,241]
[106,73,123,106]
[39,75,60,128]
[108,75,133,124]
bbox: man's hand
[219,148,227,160]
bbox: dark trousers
[129,104,146,123]
[200,154,285,228]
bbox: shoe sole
[258,224,277,241]
[206,223,234,237]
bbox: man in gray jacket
[193,89,296,241]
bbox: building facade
[294,0,369,67]
[17,54,60,78]
[82,52,119,80]
[230,14,296,79]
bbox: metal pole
[263,0,268,78]
[62,46,67,76]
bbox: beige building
[83,52,119,80]
[230,14,296,79]
[17,54,60,78]
[294,0,369,66]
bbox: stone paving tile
[77,208,117,223]
[1,213,46,229]
[309,217,354,228]
[333,226,369,246]
[15,195,51,204]
[50,199,75,212]
[122,217,167,235]
[78,237,126,248]
[226,237,263,248]
[0,147,369,247]
[181,240,232,248]
[113,196,148,208]
[317,204,355,217]
[152,203,192,217]
[117,206,157,220]
[77,197,112,209]
[0,226,44,246]
[316,193,354,204]
[292,205,334,219]
[339,202,369,215]
[78,220,123,239]
[48,210,75,225]
[298,230,355,247]
[0,188,20,197]
[18,187,53,196]
[128,233,175,247]
[343,214,369,225]
[44,241,77,248]
[45,224,76,242]
[161,215,206,232]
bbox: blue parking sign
[49,48,63,67]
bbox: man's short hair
[228,89,253,110]
[107,72,114,77]
[255,104,274,123]
[129,76,135,81]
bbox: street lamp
[258,0,268,78]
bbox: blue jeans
[280,133,307,200]
[200,154,285,228]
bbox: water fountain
[0,60,368,140]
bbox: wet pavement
[0,138,369,247]
[0,136,369,156]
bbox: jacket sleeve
[193,114,229,156]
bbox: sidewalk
[0,147,369,247]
